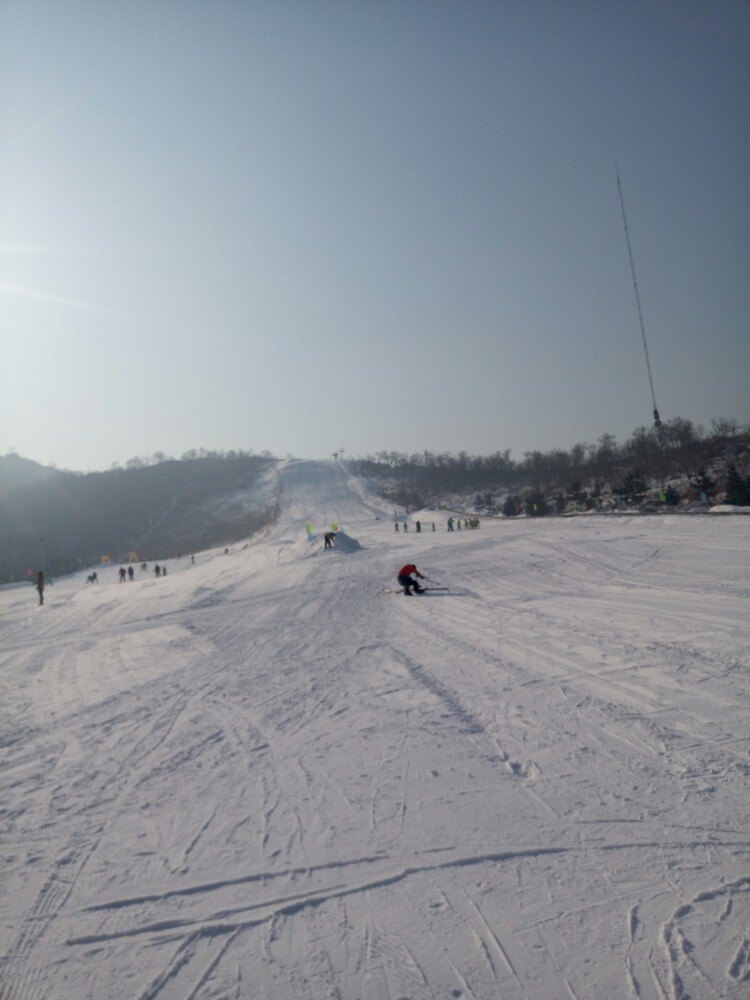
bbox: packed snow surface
[1,460,749,1000]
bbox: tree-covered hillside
[0,453,277,583]
[352,417,750,514]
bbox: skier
[447,516,454,531]
[416,520,421,533]
[394,522,399,533]
[119,566,127,582]
[36,570,45,606]
[397,562,425,596]
[128,565,134,581]
[154,564,161,577]
[324,530,337,549]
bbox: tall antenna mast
[616,169,662,429]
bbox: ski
[382,587,449,594]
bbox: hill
[1,460,748,998]
[353,420,750,515]
[0,453,278,582]
[0,453,62,492]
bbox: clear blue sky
[1,1,748,470]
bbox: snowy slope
[1,460,749,1000]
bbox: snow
[1,459,749,1000]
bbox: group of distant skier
[447,516,481,531]
[114,563,170,580]
[394,520,436,533]
[35,560,177,604]
[394,516,480,533]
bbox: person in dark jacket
[324,531,337,549]
[36,570,45,605]
[397,563,425,595]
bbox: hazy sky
[1,1,748,470]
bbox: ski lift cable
[616,168,662,429]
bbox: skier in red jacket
[397,563,425,596]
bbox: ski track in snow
[1,459,749,999]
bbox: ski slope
[1,459,749,1000]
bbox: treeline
[0,453,276,583]
[91,446,276,472]
[351,417,750,508]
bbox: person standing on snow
[324,530,337,549]
[36,570,45,606]
[397,563,425,596]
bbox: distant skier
[447,516,454,531]
[119,566,127,582]
[128,565,134,581]
[324,530,337,549]
[36,570,45,606]
[394,522,399,533]
[397,563,425,596]
[403,522,409,532]
[416,520,421,533]
[154,564,161,577]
